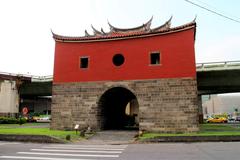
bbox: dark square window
[80,57,89,68]
[150,52,160,65]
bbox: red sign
[22,107,28,115]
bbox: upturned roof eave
[53,22,196,43]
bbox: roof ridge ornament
[145,16,153,30]
[193,15,197,22]
[101,28,106,35]
[171,16,196,30]
[91,25,103,36]
[50,29,54,35]
[151,16,172,32]
[51,29,58,37]
[85,30,91,37]
[51,29,62,39]
[108,21,114,31]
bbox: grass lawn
[140,124,240,140]
[0,123,83,142]
[200,123,240,131]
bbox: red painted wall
[53,28,196,83]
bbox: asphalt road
[0,141,240,160]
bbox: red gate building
[51,17,199,133]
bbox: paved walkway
[77,130,138,145]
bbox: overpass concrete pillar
[198,95,203,124]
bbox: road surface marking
[31,148,122,153]
[48,144,128,148]
[17,152,119,157]
[0,156,93,160]
[42,146,125,151]
[0,144,126,159]
[0,142,20,145]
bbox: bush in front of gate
[0,117,26,124]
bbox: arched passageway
[98,87,139,130]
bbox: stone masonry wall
[51,78,199,133]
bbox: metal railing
[196,61,240,71]
[0,71,53,82]
[0,71,31,78]
[31,75,53,82]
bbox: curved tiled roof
[52,17,196,42]
[108,16,153,33]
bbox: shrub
[18,118,27,125]
[66,135,71,141]
[0,117,26,124]
[0,117,18,124]
[8,117,19,124]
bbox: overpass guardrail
[196,61,240,71]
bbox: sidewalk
[77,130,138,145]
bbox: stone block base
[51,78,199,133]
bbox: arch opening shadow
[98,87,139,130]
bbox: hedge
[0,117,27,124]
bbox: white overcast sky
[0,0,240,76]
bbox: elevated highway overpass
[19,76,52,97]
[197,61,240,95]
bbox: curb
[140,135,240,143]
[0,134,65,143]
